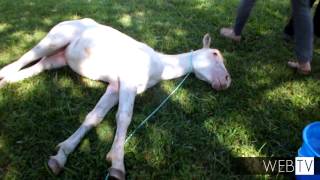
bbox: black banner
[230,157,320,175]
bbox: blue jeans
[233,0,313,63]
[233,0,256,36]
[284,0,319,37]
[291,0,313,62]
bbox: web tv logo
[232,157,320,175]
[263,157,314,175]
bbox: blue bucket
[298,121,320,157]
[296,121,320,180]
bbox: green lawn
[0,0,320,179]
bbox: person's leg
[284,0,315,38]
[233,0,257,35]
[288,0,313,74]
[220,0,256,41]
[314,1,320,37]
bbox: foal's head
[192,34,231,91]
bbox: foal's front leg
[48,83,119,175]
[106,82,137,180]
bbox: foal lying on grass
[0,18,231,179]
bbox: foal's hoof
[106,154,112,162]
[48,157,63,175]
[108,168,125,180]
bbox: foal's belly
[68,58,111,81]
[65,42,118,83]
[64,26,162,92]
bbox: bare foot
[287,61,311,75]
[220,27,241,42]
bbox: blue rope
[105,51,193,180]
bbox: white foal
[0,18,231,179]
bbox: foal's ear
[202,33,211,49]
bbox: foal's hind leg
[0,24,73,79]
[0,50,67,88]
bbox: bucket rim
[302,121,320,157]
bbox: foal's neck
[157,51,196,80]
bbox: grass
[0,0,320,179]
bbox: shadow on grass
[0,0,320,179]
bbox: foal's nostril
[225,75,229,81]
